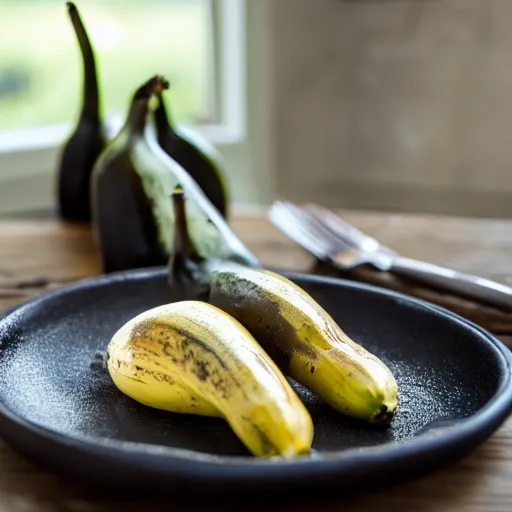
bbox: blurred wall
[271,0,512,218]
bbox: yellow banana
[208,265,399,424]
[165,187,398,424]
[106,300,314,458]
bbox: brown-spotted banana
[106,300,314,458]
[168,188,399,424]
[208,266,399,424]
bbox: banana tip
[172,186,185,198]
[370,404,396,426]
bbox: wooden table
[0,209,511,512]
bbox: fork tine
[271,202,340,251]
[288,204,348,250]
[269,201,351,260]
[268,209,325,260]
[269,203,332,258]
[302,203,384,253]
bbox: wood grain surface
[0,210,511,512]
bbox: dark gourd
[154,90,229,218]
[57,2,106,222]
[91,76,258,274]
[91,76,170,273]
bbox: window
[0,0,213,132]
[0,0,249,214]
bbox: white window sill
[0,117,246,215]
[0,121,242,155]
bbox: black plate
[0,268,511,499]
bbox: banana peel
[107,300,314,458]
[168,187,399,425]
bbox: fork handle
[389,256,512,312]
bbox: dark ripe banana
[107,300,314,458]
[57,2,106,222]
[154,90,229,218]
[168,189,399,424]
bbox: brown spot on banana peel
[251,423,280,457]
[108,366,147,386]
[208,271,319,370]
[121,361,177,386]
[134,320,239,400]
[146,322,230,371]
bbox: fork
[268,201,512,312]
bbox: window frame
[0,0,248,215]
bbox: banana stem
[168,187,255,293]
[127,75,170,135]
[171,185,200,260]
[67,2,100,123]
[168,187,209,296]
